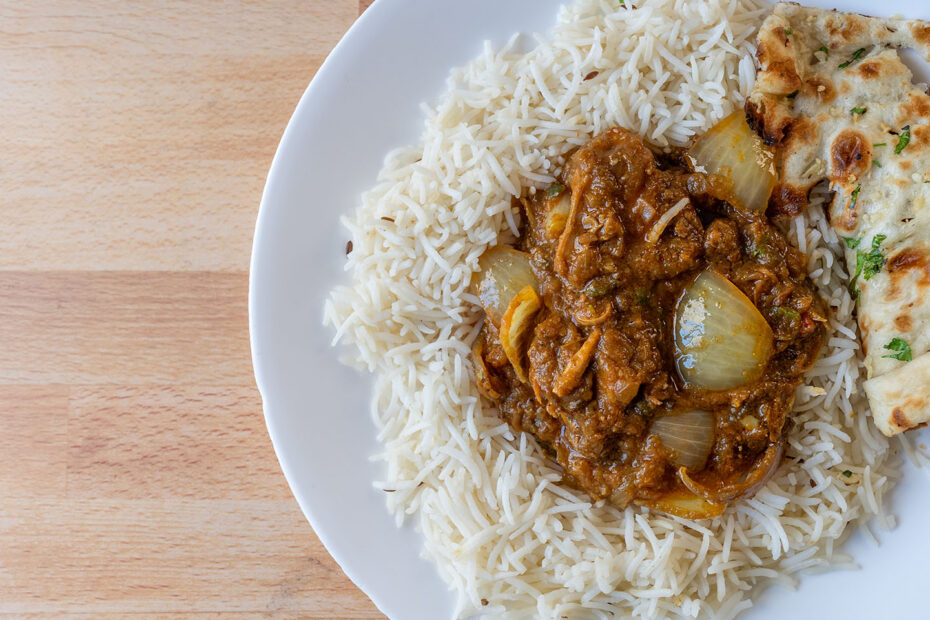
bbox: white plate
[249,1,930,618]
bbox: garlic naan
[747,2,930,435]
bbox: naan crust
[747,3,930,435]
[865,351,930,435]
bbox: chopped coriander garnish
[861,234,886,279]
[850,234,887,291]
[848,184,861,210]
[818,45,829,56]
[839,47,866,69]
[842,236,861,249]
[842,470,853,478]
[883,337,912,362]
[785,28,793,36]
[873,160,882,168]
[776,307,801,320]
[873,142,887,147]
[895,125,911,154]
[786,90,799,99]
[851,106,867,115]
[545,182,565,199]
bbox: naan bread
[747,3,930,436]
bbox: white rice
[323,0,904,617]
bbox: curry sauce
[474,128,825,517]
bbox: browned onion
[499,285,542,383]
[638,490,726,519]
[471,337,501,400]
[678,442,784,503]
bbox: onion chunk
[679,442,783,503]
[638,489,726,520]
[553,328,601,397]
[687,111,776,213]
[651,410,715,469]
[674,269,774,390]
[499,285,542,383]
[476,247,538,326]
[545,191,571,238]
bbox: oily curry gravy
[473,128,826,518]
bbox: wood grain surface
[0,1,382,617]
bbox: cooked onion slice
[499,285,542,383]
[674,269,774,390]
[638,489,726,520]
[651,410,715,469]
[645,197,690,243]
[472,337,501,400]
[687,111,776,213]
[545,191,571,238]
[679,442,783,502]
[477,247,538,326]
[553,328,601,397]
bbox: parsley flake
[895,125,911,154]
[842,470,853,478]
[873,160,882,168]
[818,45,829,56]
[851,106,867,115]
[775,307,801,321]
[785,28,793,36]
[883,337,912,362]
[842,236,861,249]
[873,142,887,147]
[839,47,866,69]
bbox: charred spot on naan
[825,13,868,43]
[910,22,930,48]
[746,98,793,147]
[886,248,930,298]
[830,130,872,183]
[891,403,929,433]
[768,183,811,218]
[805,76,836,103]
[901,94,930,123]
[854,58,885,80]
[910,125,930,150]
[893,407,911,432]
[894,314,914,332]
[888,247,929,273]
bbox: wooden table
[1,1,382,617]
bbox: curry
[473,127,826,518]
